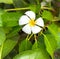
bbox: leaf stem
[28,34,33,40]
[4,7,30,12]
[34,34,37,41]
[41,7,55,12]
[26,34,29,40]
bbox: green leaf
[7,26,21,38]
[48,23,58,36]
[36,4,41,13]
[29,5,36,12]
[2,12,22,27]
[42,10,53,21]
[32,35,46,50]
[37,35,46,49]
[32,40,45,50]
[56,32,60,49]
[48,23,60,49]
[43,31,57,58]
[19,39,32,53]
[32,40,39,49]
[28,0,37,4]
[0,15,2,27]
[0,45,3,59]
[13,0,28,8]
[14,49,50,59]
[0,9,4,27]
[29,4,41,13]
[0,0,13,4]
[3,27,12,34]
[2,35,19,58]
[0,28,6,45]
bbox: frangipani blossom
[19,11,44,34]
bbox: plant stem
[28,34,33,40]
[4,7,30,12]
[26,35,29,40]
[34,34,37,41]
[41,7,55,11]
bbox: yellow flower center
[29,19,36,27]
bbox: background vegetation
[0,0,60,59]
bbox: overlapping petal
[19,15,30,25]
[25,11,35,20]
[36,17,44,27]
[22,24,31,34]
[31,25,42,34]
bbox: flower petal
[25,11,35,20]
[19,15,30,25]
[31,25,42,34]
[36,17,44,27]
[22,24,31,34]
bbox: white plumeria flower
[19,11,44,34]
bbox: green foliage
[0,0,60,59]
[19,39,32,52]
[48,23,60,49]
[56,32,60,49]
[7,26,21,38]
[32,40,40,49]
[42,10,53,21]
[43,31,57,58]
[2,12,22,27]
[0,16,2,27]
[0,9,4,27]
[0,0,13,4]
[48,23,58,36]
[30,4,41,13]
[0,28,6,45]
[32,37,45,50]
[2,38,18,58]
[13,0,28,8]
[14,49,50,59]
